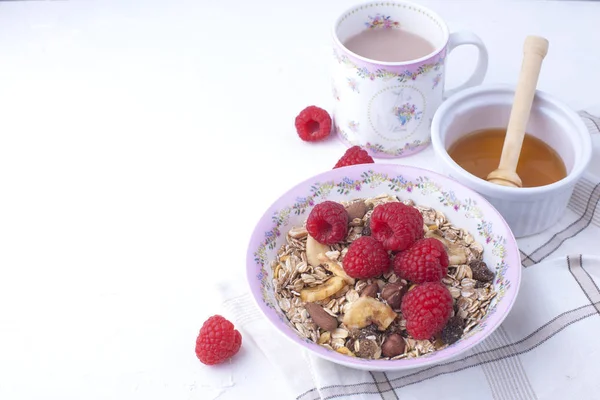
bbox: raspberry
[306,201,348,245]
[333,146,375,169]
[342,236,390,279]
[394,238,449,283]
[195,315,242,365]
[295,106,332,142]
[401,282,453,340]
[370,202,424,252]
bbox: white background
[0,0,599,399]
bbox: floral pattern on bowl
[247,164,520,371]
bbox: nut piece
[354,339,379,359]
[342,297,397,331]
[360,282,379,298]
[300,276,346,302]
[305,302,339,332]
[380,282,406,309]
[469,260,495,282]
[317,254,355,285]
[382,333,405,358]
[345,200,368,220]
[306,234,331,267]
[425,230,468,265]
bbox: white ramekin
[431,85,592,237]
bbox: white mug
[331,1,488,158]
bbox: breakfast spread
[241,0,588,373]
[272,194,496,360]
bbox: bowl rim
[245,163,521,371]
[430,84,593,198]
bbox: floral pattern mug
[331,1,488,158]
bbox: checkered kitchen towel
[221,110,600,400]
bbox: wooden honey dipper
[487,36,549,187]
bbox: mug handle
[444,31,489,99]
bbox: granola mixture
[271,194,497,360]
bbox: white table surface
[1,0,599,399]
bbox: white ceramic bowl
[431,85,592,237]
[247,164,521,371]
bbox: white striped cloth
[220,110,600,400]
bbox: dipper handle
[487,36,549,187]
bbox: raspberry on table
[401,282,453,340]
[394,238,449,283]
[370,202,424,252]
[333,146,375,169]
[306,201,349,245]
[342,236,390,279]
[195,315,242,365]
[295,106,332,142]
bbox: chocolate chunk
[354,339,379,359]
[362,219,371,236]
[469,260,495,282]
[441,316,465,345]
[356,324,378,340]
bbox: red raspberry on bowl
[333,146,375,169]
[401,282,453,340]
[195,315,242,365]
[370,202,424,252]
[295,106,332,142]
[306,201,349,245]
[342,236,390,279]
[394,238,449,283]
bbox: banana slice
[300,276,346,302]
[306,235,331,267]
[425,230,468,265]
[317,254,355,285]
[336,347,355,357]
[342,297,397,331]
